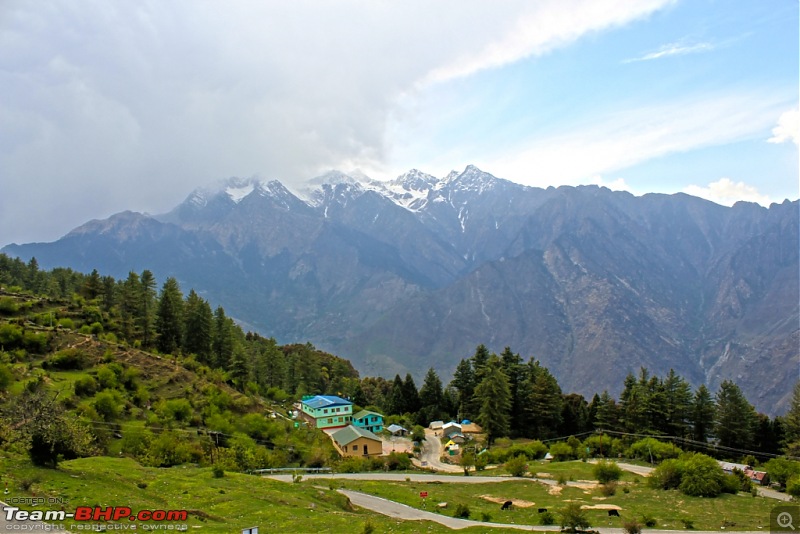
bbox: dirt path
[413,429,464,473]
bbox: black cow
[500,501,512,510]
[608,509,620,517]
[538,508,548,513]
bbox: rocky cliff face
[5,167,797,414]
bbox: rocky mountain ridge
[4,166,798,414]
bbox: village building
[352,409,384,433]
[331,425,383,457]
[298,395,353,430]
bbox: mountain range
[4,166,798,414]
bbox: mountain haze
[4,166,798,414]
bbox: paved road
[339,489,553,531]
[413,429,465,474]
[339,489,767,534]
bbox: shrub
[594,460,623,483]
[538,510,555,525]
[212,465,225,478]
[623,519,642,534]
[385,451,411,471]
[649,458,683,490]
[559,502,590,532]
[549,441,574,461]
[628,437,680,462]
[505,454,528,477]
[0,297,19,314]
[679,453,724,497]
[43,348,87,370]
[787,475,800,498]
[765,458,800,488]
[641,514,657,527]
[681,518,695,529]
[600,481,618,496]
[480,512,491,522]
[454,503,470,519]
[74,376,98,397]
[92,389,124,421]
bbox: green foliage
[678,453,726,497]
[74,375,98,397]
[92,389,124,421]
[538,510,555,525]
[453,503,470,519]
[43,348,88,370]
[649,458,683,490]
[162,398,193,423]
[145,431,195,467]
[593,459,623,483]
[641,514,657,527]
[121,428,153,458]
[0,364,12,391]
[549,441,574,461]
[600,481,618,496]
[628,437,680,463]
[623,519,642,534]
[0,297,19,314]
[504,454,528,477]
[7,389,96,467]
[765,458,800,488]
[559,502,590,532]
[786,475,800,498]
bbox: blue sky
[0,0,797,245]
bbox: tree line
[2,253,796,458]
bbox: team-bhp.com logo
[4,505,188,522]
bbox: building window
[324,409,328,414]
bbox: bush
[212,465,225,478]
[385,451,411,471]
[681,518,695,529]
[628,437,680,463]
[549,441,574,461]
[43,348,87,370]
[92,389,124,421]
[641,514,657,527]
[454,503,470,519]
[649,458,684,490]
[559,502,590,532]
[765,458,800,488]
[505,454,528,477]
[600,481,618,496]
[787,475,800,498]
[623,519,642,534]
[74,376,98,397]
[594,460,623,483]
[679,453,724,497]
[538,510,555,525]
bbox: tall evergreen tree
[471,344,491,382]
[386,374,406,415]
[183,290,213,362]
[690,384,715,443]
[500,347,526,437]
[782,381,800,456]
[560,393,591,436]
[715,380,757,449]
[417,368,446,426]
[119,271,141,341]
[662,369,692,437]
[474,355,511,445]
[139,270,157,348]
[526,361,563,439]
[402,373,421,414]
[212,306,234,369]
[155,277,184,354]
[593,390,620,431]
[450,358,476,421]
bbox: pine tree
[155,277,184,354]
[500,347,526,437]
[139,270,157,348]
[663,369,692,437]
[417,368,446,426]
[474,355,511,445]
[593,390,620,432]
[526,361,563,439]
[450,358,475,421]
[471,344,491,381]
[387,375,406,415]
[212,306,234,369]
[183,290,213,362]
[783,381,800,456]
[119,271,142,342]
[715,380,757,449]
[402,373,421,414]
[691,384,715,442]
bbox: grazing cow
[500,501,513,510]
[537,508,548,513]
[608,509,620,517]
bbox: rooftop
[331,425,382,446]
[302,395,352,410]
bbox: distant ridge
[4,166,798,415]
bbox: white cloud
[422,0,674,85]
[474,92,789,188]
[683,178,772,206]
[587,175,636,194]
[767,107,799,146]
[624,40,714,63]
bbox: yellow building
[331,425,383,457]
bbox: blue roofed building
[299,395,353,430]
